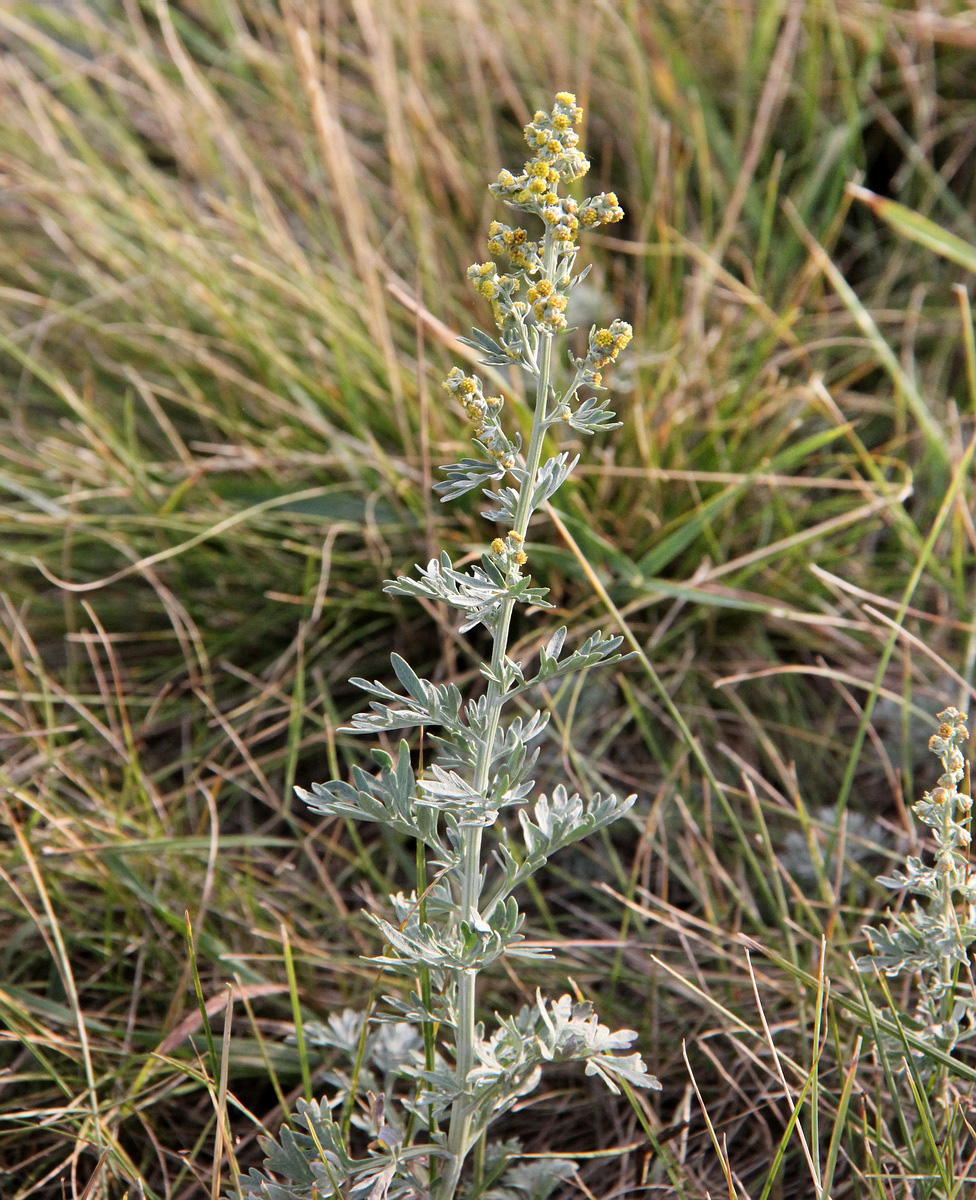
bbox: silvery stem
[436,229,558,1200]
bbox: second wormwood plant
[238,94,659,1200]
[859,706,976,1181]
[860,707,975,1048]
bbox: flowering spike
[238,94,653,1200]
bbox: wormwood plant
[238,94,658,1200]
[860,707,976,1189]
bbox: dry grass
[2,1,976,1196]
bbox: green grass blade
[848,185,976,275]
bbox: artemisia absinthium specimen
[861,709,975,1050]
[239,93,658,1200]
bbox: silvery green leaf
[236,1097,359,1199]
[369,1022,425,1075]
[482,485,519,524]
[502,942,553,961]
[388,883,460,928]
[431,702,544,792]
[463,694,497,741]
[566,393,621,434]
[954,920,976,949]
[489,712,544,768]
[530,452,578,508]
[435,457,507,502]
[370,897,529,971]
[504,577,553,609]
[385,553,501,622]
[534,992,588,1055]
[470,1063,543,1123]
[300,1009,363,1053]
[520,628,626,693]
[343,660,465,733]
[544,626,567,660]
[297,741,444,850]
[381,989,455,1029]
[418,765,487,811]
[877,855,940,898]
[471,993,661,1097]
[479,654,525,691]
[413,1065,463,1116]
[520,784,634,858]
[459,327,506,355]
[533,993,659,1091]
[484,1158,578,1200]
[489,840,521,893]
[427,725,482,774]
[584,1051,661,1094]
[369,914,455,969]
[385,553,550,632]
[478,1138,527,1198]
[503,710,550,746]
[488,754,535,805]
[457,328,516,367]
[465,1009,547,1110]
[342,706,429,734]
[484,786,636,916]
[489,324,538,371]
[859,920,936,978]
[391,653,427,702]
[493,772,536,808]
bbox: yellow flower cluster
[467,261,499,299]
[526,277,568,331]
[928,707,969,790]
[586,320,632,371]
[540,196,579,244]
[472,94,637,352]
[522,92,588,183]
[486,221,541,273]
[489,94,589,216]
[441,368,513,467]
[447,94,632,483]
[579,191,625,228]
[489,529,527,574]
[465,261,528,335]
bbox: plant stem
[436,230,557,1200]
[415,834,437,1156]
[934,792,954,1151]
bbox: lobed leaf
[297,741,444,851]
[435,456,507,502]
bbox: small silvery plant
[860,707,976,1054]
[858,708,976,1192]
[238,93,659,1200]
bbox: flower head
[580,192,625,228]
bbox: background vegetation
[2,1,976,1196]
